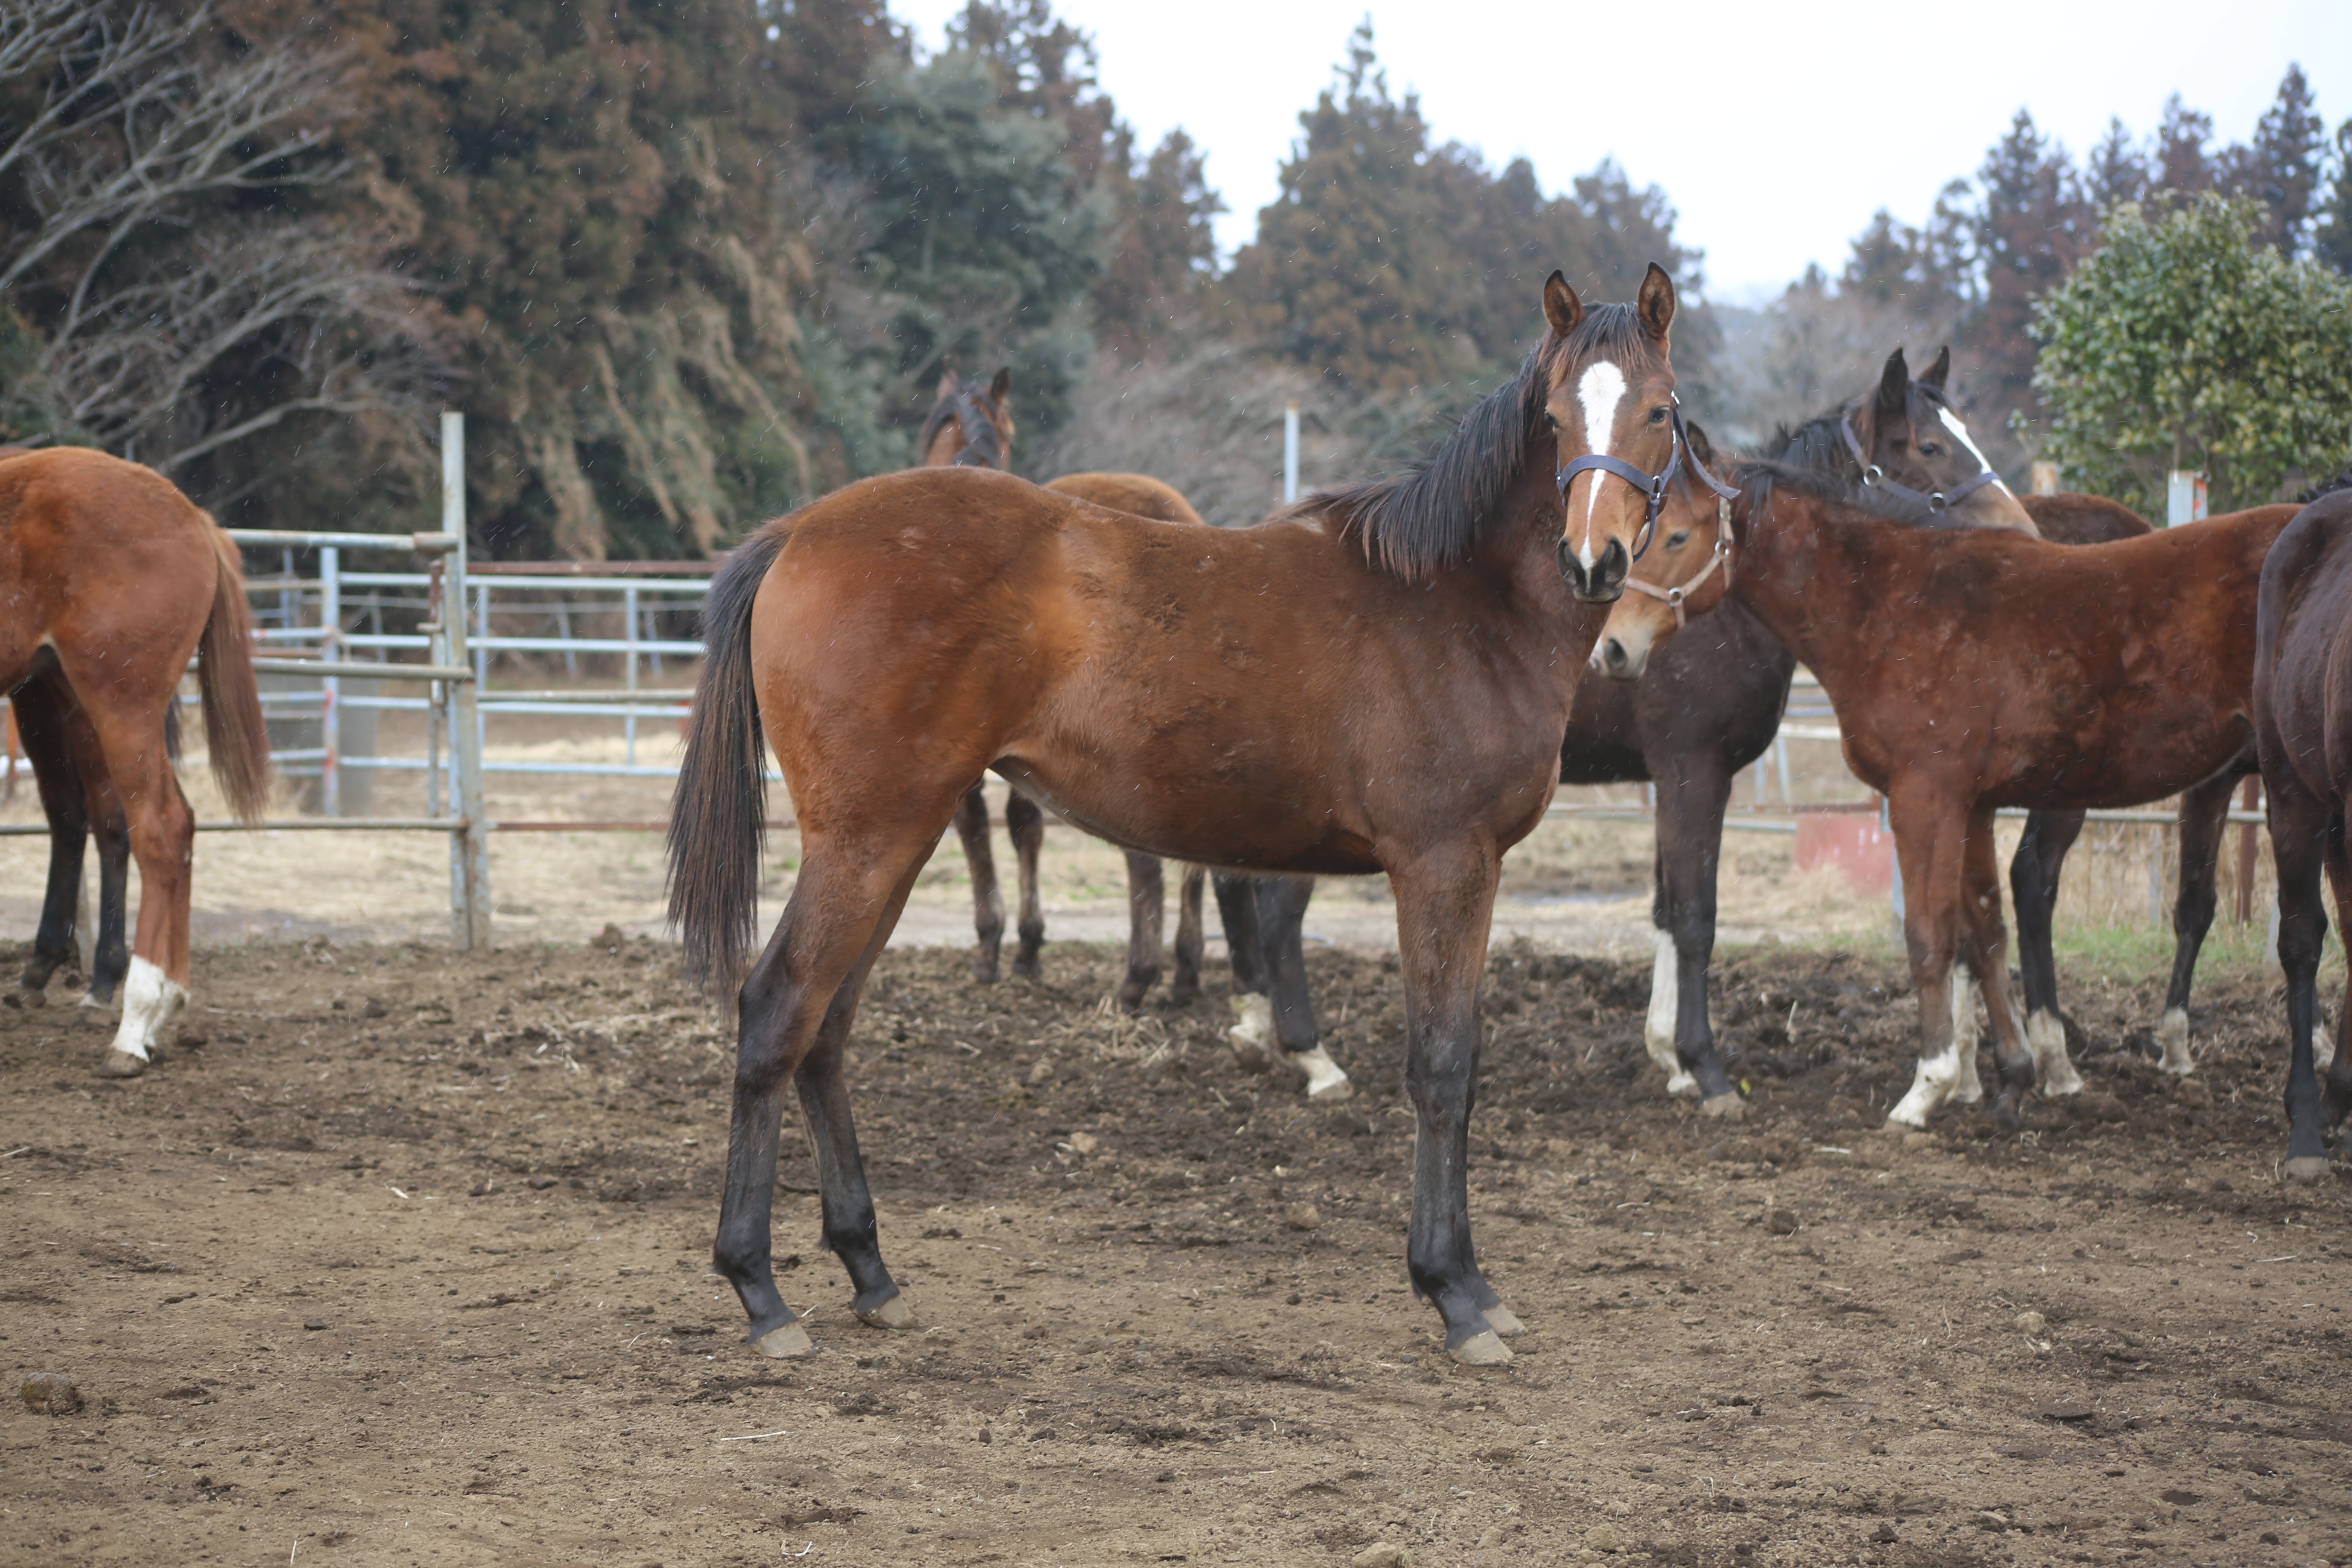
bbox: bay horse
[668,266,1688,1365]
[1648,462,2294,1127]
[0,448,270,1075]
[2252,479,2352,1180]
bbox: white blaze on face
[1570,360,1629,570]
[1936,406,2014,497]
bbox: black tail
[667,525,788,996]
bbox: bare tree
[0,0,448,478]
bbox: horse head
[920,366,1017,471]
[1844,347,2036,533]
[1543,263,1689,603]
[1591,420,1738,679]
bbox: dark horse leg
[952,782,1004,984]
[1214,872,1270,1054]
[717,831,938,1356]
[65,695,131,1010]
[1391,843,1515,1364]
[1116,852,1165,1012]
[2269,769,2333,1182]
[1169,865,1205,1004]
[1006,788,1046,978]
[2009,808,2087,1093]
[1246,875,1352,1100]
[1649,746,1744,1115]
[2321,820,2352,1138]
[6,673,86,1007]
[2156,767,2243,1078]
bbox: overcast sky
[889,0,2348,304]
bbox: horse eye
[1543,411,1559,432]
[1667,532,1689,550]
[1919,442,1942,457]
[1648,405,1669,425]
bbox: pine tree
[2317,120,2352,275]
[1966,111,2094,441]
[2155,94,2216,198]
[2086,118,2149,211]
[2220,64,2325,255]
[1094,129,1224,356]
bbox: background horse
[0,448,270,1075]
[2253,479,2352,1180]
[667,266,1688,1366]
[1706,463,2294,1128]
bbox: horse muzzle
[1594,630,1650,681]
[1558,536,1629,604]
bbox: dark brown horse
[0,448,270,1075]
[2252,479,2352,1180]
[1662,463,2294,1127]
[668,267,1689,1365]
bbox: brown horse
[2253,480,2352,1179]
[668,266,1689,1365]
[0,448,270,1075]
[1656,463,2294,1127]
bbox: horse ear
[1637,263,1676,340]
[1541,270,1583,336]
[1686,421,1717,468]
[935,369,960,398]
[988,366,1012,405]
[1875,347,1911,414]
[1920,345,1951,392]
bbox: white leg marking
[1285,1045,1355,1102]
[1570,361,1628,570]
[1644,929,1696,1096]
[1888,1039,1963,1129]
[2028,1009,2085,1096]
[2156,1007,2193,1077]
[107,956,186,1063]
[1226,993,1274,1070]
[1951,969,1984,1105]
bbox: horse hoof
[97,1049,146,1079]
[972,964,1000,986]
[1481,1305,1526,1338]
[751,1320,815,1359]
[2283,1156,2331,1184]
[1883,1112,1924,1132]
[1665,1071,1700,1098]
[1700,1092,1749,1120]
[1295,1047,1354,1102]
[2155,1007,2193,1076]
[1227,995,1274,1070]
[1447,1331,1512,1367]
[855,1292,913,1330]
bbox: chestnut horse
[668,267,1688,1365]
[1663,464,2294,1127]
[0,448,270,1074]
[2253,480,2352,1179]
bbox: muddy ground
[3,933,2349,1568]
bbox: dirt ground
[4,927,2348,1568]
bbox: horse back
[2021,491,2152,546]
[1044,472,1208,528]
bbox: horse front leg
[1005,788,1046,978]
[7,678,87,1006]
[2009,808,2084,1086]
[1390,846,1512,1365]
[1884,785,1970,1130]
[1116,852,1165,1012]
[1652,753,1742,1114]
[2158,767,2241,1076]
[1214,873,1273,1065]
[1961,803,2044,1123]
[952,783,1004,983]
[2318,815,2352,1142]
[2267,775,2333,1181]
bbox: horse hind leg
[2156,769,2238,1077]
[719,836,937,1356]
[6,676,87,1006]
[2318,815,2352,1143]
[1006,788,1046,978]
[953,783,1004,983]
[1116,851,1165,1012]
[1643,927,1698,1096]
[80,767,132,1015]
[2010,808,2085,1089]
[1254,875,1350,1101]
[1170,864,1205,1004]
[96,744,196,1078]
[1214,873,1272,1066]
[2270,780,2334,1182]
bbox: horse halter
[1839,412,1998,512]
[1555,394,1738,561]
[1621,496,1734,629]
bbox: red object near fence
[1795,806,1894,895]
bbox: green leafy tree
[2032,196,2352,514]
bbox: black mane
[919,381,1009,470]
[2299,466,2352,504]
[1306,303,1653,581]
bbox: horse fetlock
[1887,1043,1964,1128]
[2155,1007,2194,1076]
[1227,993,1275,1069]
[105,956,185,1064]
[2028,1011,2086,1096]
[1285,1044,1354,1102]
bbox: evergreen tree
[2317,119,2352,275]
[2219,64,2325,255]
[1094,129,1223,355]
[2155,94,2216,198]
[1967,111,2094,442]
[2086,118,2149,210]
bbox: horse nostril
[1597,537,1630,589]
[1600,638,1628,672]
[1556,537,1586,596]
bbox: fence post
[2029,460,2058,496]
[1283,402,1300,505]
[320,544,340,817]
[2235,776,2260,923]
[2166,470,2207,527]
[441,412,491,949]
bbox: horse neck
[1730,495,1880,684]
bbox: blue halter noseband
[1555,394,1738,561]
